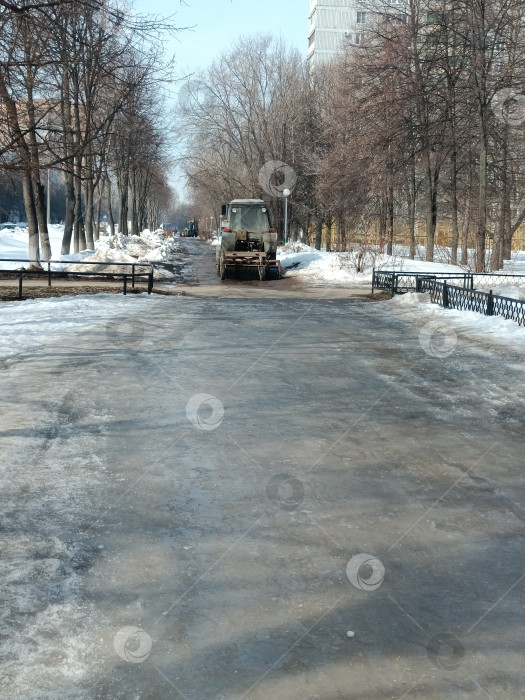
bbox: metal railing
[372,269,473,295]
[372,269,525,296]
[0,258,154,299]
[419,277,525,326]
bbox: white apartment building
[307,0,367,68]
[307,0,404,68]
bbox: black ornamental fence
[372,269,525,327]
[0,258,154,300]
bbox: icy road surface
[1,292,524,699]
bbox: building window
[355,33,361,44]
[357,11,367,24]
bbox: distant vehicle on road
[187,220,199,237]
[181,220,199,238]
[0,222,16,230]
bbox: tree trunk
[379,196,387,254]
[73,166,84,253]
[118,167,129,235]
[22,170,41,268]
[461,165,473,266]
[314,216,322,250]
[424,156,438,262]
[387,185,394,256]
[325,214,332,252]
[61,171,75,254]
[95,184,103,242]
[107,178,115,236]
[131,169,139,236]
[476,137,488,272]
[84,175,95,249]
[34,179,51,260]
[339,217,347,252]
[450,148,459,266]
[408,156,416,260]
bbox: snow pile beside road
[60,229,174,279]
[0,224,65,268]
[387,291,525,346]
[278,243,463,287]
[0,225,174,278]
[279,243,370,286]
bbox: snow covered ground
[3,226,525,341]
[278,241,525,287]
[0,293,151,364]
[0,224,175,279]
[386,291,525,350]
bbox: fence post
[470,273,474,290]
[442,280,449,308]
[148,269,153,295]
[47,261,51,287]
[132,263,135,289]
[391,273,396,297]
[486,289,494,316]
[18,272,23,300]
[416,276,421,293]
[371,267,375,293]
[123,274,127,296]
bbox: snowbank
[386,291,525,347]
[278,243,464,287]
[0,224,175,279]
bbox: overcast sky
[134,0,309,79]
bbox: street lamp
[283,187,291,245]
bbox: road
[1,239,524,699]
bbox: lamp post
[283,187,290,245]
